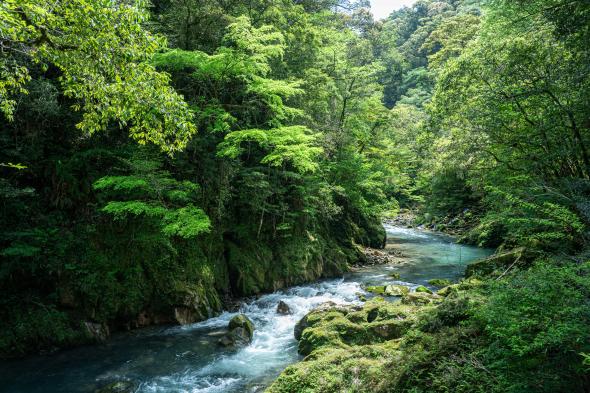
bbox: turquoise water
[0,225,492,393]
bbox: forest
[0,0,589,392]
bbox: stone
[217,335,235,347]
[388,272,401,279]
[384,285,409,297]
[218,314,255,347]
[276,300,293,315]
[415,285,433,294]
[368,319,413,340]
[83,321,109,342]
[294,314,309,341]
[172,283,222,325]
[228,314,255,337]
[294,302,360,341]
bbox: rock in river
[276,300,293,315]
[218,314,255,347]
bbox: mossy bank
[0,209,384,358]
[268,252,590,393]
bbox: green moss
[428,278,452,287]
[295,301,420,356]
[364,285,386,295]
[384,284,409,296]
[415,285,433,294]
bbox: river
[0,224,492,393]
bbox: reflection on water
[0,225,492,393]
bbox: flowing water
[0,224,492,393]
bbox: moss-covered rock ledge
[267,252,590,393]
[266,279,487,393]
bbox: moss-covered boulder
[384,284,409,296]
[365,284,409,297]
[415,285,433,294]
[218,314,255,347]
[267,342,401,393]
[294,301,420,356]
[269,282,493,393]
[229,314,254,336]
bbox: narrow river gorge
[0,225,492,393]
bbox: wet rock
[172,283,221,325]
[384,285,409,297]
[294,302,361,341]
[294,314,309,341]
[95,380,136,393]
[218,314,255,347]
[228,314,255,336]
[361,248,401,265]
[276,300,293,315]
[83,321,109,342]
[388,272,401,279]
[217,334,235,347]
[415,285,433,294]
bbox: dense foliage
[0,0,392,356]
[1,0,589,391]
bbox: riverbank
[0,212,386,359]
[268,230,590,392]
[0,225,492,393]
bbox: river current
[0,224,492,393]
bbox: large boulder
[294,301,418,356]
[294,302,359,340]
[218,314,255,347]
